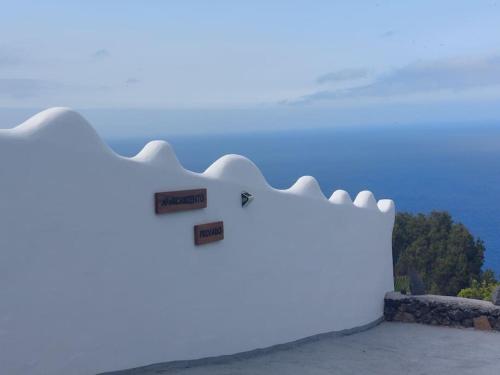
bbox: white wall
[0,108,395,375]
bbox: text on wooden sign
[155,189,207,214]
[194,221,224,245]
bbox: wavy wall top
[0,108,395,375]
[0,107,395,213]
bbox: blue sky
[1,1,500,133]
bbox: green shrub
[458,273,498,301]
[393,211,485,296]
[394,275,410,294]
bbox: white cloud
[125,77,139,85]
[0,79,59,98]
[316,68,369,84]
[91,49,110,59]
[380,30,396,38]
[291,55,500,104]
[0,78,109,100]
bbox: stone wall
[385,291,500,331]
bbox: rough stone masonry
[384,292,500,331]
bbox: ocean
[106,124,500,275]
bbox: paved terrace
[108,322,500,375]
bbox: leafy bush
[394,275,410,294]
[393,211,486,296]
[458,269,498,301]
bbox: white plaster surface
[0,108,395,375]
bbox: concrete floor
[113,322,500,375]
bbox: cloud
[125,77,139,85]
[0,78,109,99]
[316,68,369,84]
[0,55,21,67]
[91,49,110,59]
[0,79,60,98]
[292,55,500,104]
[380,30,396,38]
[0,47,23,67]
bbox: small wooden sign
[155,189,207,214]
[194,221,224,245]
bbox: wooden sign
[155,189,207,214]
[194,221,224,245]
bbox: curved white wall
[0,108,395,374]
